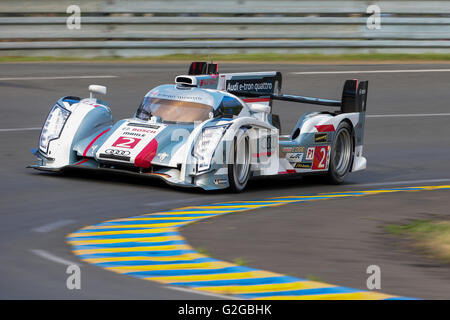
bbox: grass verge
[384,220,450,263]
[232,257,249,266]
[1,53,450,63]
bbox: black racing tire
[327,121,354,184]
[228,128,251,193]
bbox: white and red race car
[30,62,368,192]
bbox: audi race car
[29,62,368,192]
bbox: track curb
[67,185,450,299]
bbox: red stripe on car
[134,139,158,168]
[243,98,271,103]
[75,158,89,165]
[278,170,296,174]
[315,125,335,132]
[83,128,110,157]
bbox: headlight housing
[39,104,71,154]
[193,125,229,172]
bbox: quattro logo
[104,149,130,156]
[112,137,141,149]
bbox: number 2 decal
[312,146,328,170]
[112,136,141,149]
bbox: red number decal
[312,146,328,170]
[112,137,141,149]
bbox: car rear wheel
[327,122,354,184]
[228,129,251,192]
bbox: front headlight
[39,104,71,153]
[193,125,229,172]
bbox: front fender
[37,98,113,169]
[183,117,279,188]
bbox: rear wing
[179,62,367,113]
[234,79,368,114]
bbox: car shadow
[32,167,337,195]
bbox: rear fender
[290,112,366,172]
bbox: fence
[0,0,449,57]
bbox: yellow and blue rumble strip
[68,185,450,300]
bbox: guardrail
[0,0,448,57]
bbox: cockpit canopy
[136,85,245,123]
[136,97,213,123]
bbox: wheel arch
[338,118,356,172]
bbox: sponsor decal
[312,146,329,170]
[314,133,328,143]
[226,78,274,94]
[145,92,213,105]
[104,149,130,156]
[282,147,292,153]
[214,178,228,185]
[134,129,155,134]
[127,122,160,129]
[99,149,131,162]
[130,127,157,134]
[123,131,146,137]
[286,152,303,162]
[293,147,304,152]
[112,136,141,149]
[157,152,169,161]
[295,162,312,169]
[305,147,315,161]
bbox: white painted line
[290,69,450,75]
[0,127,41,132]
[353,178,450,187]
[367,113,450,118]
[33,219,76,233]
[0,75,118,81]
[31,249,80,267]
[164,285,240,300]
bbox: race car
[29,62,368,192]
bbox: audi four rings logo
[105,149,131,156]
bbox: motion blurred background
[1,1,450,300]
[0,0,448,58]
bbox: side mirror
[89,85,107,99]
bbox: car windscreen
[136,97,213,123]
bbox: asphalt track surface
[1,62,450,299]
